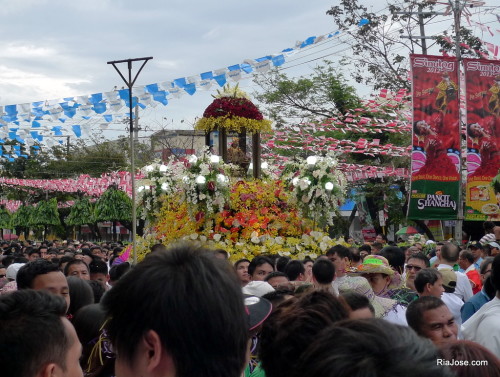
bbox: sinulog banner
[464,59,500,221]
[408,55,461,220]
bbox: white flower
[188,155,198,164]
[306,156,318,165]
[199,194,206,200]
[159,164,168,172]
[299,178,311,190]
[320,242,329,252]
[301,195,310,203]
[261,162,269,169]
[216,174,228,184]
[251,236,261,244]
[325,182,334,191]
[213,234,222,242]
[199,236,207,243]
[189,233,199,240]
[145,165,154,172]
[250,231,259,239]
[161,182,169,191]
[275,236,284,245]
[195,175,206,184]
[210,155,220,164]
[292,177,299,186]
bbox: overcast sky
[0,0,498,139]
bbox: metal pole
[451,0,464,242]
[107,57,152,265]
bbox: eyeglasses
[406,265,422,272]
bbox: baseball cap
[488,242,500,249]
[242,281,275,297]
[244,295,272,331]
[6,263,25,280]
[468,242,483,250]
[440,269,457,293]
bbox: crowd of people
[1,226,500,377]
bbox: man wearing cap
[436,243,473,302]
[479,221,496,246]
[468,242,484,270]
[488,241,500,257]
[439,269,464,331]
[462,254,500,357]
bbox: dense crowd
[0,224,500,377]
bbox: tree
[325,0,489,91]
[94,185,132,241]
[254,62,361,128]
[65,197,97,240]
[11,204,35,238]
[30,198,61,241]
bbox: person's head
[265,271,291,290]
[234,258,251,286]
[87,279,106,303]
[358,244,371,259]
[312,258,335,285]
[406,296,458,346]
[440,242,460,264]
[248,256,274,281]
[414,120,432,136]
[379,246,405,274]
[67,276,94,318]
[72,303,115,377]
[64,259,90,280]
[491,253,500,293]
[468,242,483,261]
[102,243,248,377]
[284,260,306,281]
[108,262,131,286]
[439,340,500,377]
[341,292,375,319]
[275,256,290,272]
[414,268,444,297]
[259,290,349,377]
[89,259,109,284]
[467,122,485,138]
[375,234,387,244]
[213,248,228,260]
[405,253,430,290]
[458,250,474,271]
[480,257,494,283]
[370,242,383,254]
[28,249,41,261]
[291,318,453,377]
[302,257,314,279]
[0,290,83,377]
[89,246,104,259]
[326,245,351,277]
[150,243,167,253]
[17,259,70,310]
[488,242,500,256]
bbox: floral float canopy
[195,85,272,134]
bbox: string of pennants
[0,19,371,159]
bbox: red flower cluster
[203,97,264,120]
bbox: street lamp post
[107,57,152,265]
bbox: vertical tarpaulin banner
[408,54,461,220]
[463,59,500,221]
[355,193,376,242]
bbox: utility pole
[397,5,445,54]
[107,57,153,265]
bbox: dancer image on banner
[488,75,500,118]
[467,122,500,179]
[412,119,460,179]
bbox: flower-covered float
[135,87,348,261]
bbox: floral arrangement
[137,159,180,222]
[281,153,347,226]
[179,148,233,220]
[195,85,272,133]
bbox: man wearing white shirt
[436,242,473,303]
[462,254,500,357]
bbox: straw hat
[350,255,394,276]
[338,276,398,318]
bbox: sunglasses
[406,265,422,272]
